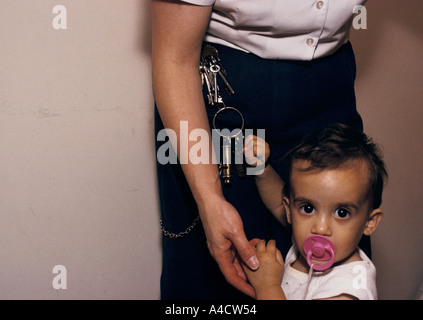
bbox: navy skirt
[155,41,368,300]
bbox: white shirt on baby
[180,0,367,60]
[282,244,378,300]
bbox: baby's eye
[300,204,315,214]
[334,208,351,219]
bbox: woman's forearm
[153,57,223,204]
[151,1,222,206]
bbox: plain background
[0,0,422,300]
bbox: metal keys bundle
[199,45,246,185]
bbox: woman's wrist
[188,167,225,210]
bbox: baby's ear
[363,208,383,236]
[283,197,292,225]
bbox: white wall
[0,0,161,299]
[1,0,422,300]
[351,0,423,300]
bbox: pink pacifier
[302,235,336,271]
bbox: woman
[151,0,369,299]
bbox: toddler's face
[284,159,382,269]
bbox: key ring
[212,106,245,139]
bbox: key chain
[200,45,246,185]
[213,106,245,184]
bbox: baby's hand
[243,135,269,170]
[242,240,284,297]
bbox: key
[235,163,246,179]
[208,61,235,96]
[209,64,221,104]
[200,65,215,105]
[234,135,245,179]
[217,69,235,96]
[201,45,235,97]
[221,136,233,184]
[200,47,219,105]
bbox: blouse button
[306,38,315,46]
[316,1,324,9]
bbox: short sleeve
[179,0,215,5]
[310,260,378,300]
[312,276,376,300]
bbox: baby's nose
[311,215,332,236]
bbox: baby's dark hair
[281,123,388,209]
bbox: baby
[243,123,388,300]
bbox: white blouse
[180,0,368,60]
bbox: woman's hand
[199,195,260,298]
